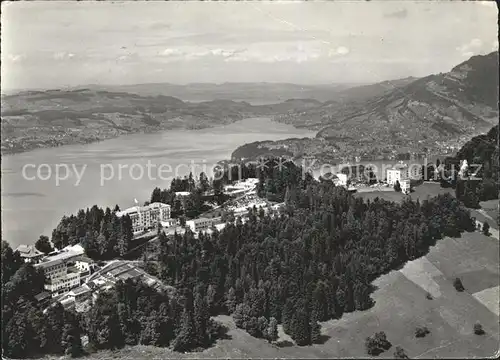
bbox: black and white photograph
[1,0,499,358]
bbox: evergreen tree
[87,292,124,350]
[140,310,160,345]
[255,316,268,338]
[35,235,54,254]
[394,346,409,359]
[44,303,65,354]
[157,302,174,346]
[5,311,29,358]
[225,287,237,314]
[394,180,402,192]
[282,299,295,334]
[62,311,83,357]
[482,222,490,236]
[289,301,311,346]
[194,288,210,346]
[1,241,22,285]
[267,317,279,342]
[453,277,465,292]
[473,322,485,335]
[172,307,197,352]
[310,312,322,344]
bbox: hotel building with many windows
[115,202,172,233]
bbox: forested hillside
[1,159,477,357]
[251,52,499,162]
[449,124,499,209]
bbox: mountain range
[80,82,354,103]
[233,52,499,162]
[1,52,498,157]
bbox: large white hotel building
[116,202,172,233]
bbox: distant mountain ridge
[81,82,352,103]
[0,89,254,154]
[316,52,498,140]
[234,52,499,162]
[2,52,497,156]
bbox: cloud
[161,48,185,57]
[53,52,75,60]
[328,46,350,57]
[493,40,499,51]
[159,47,246,61]
[7,54,26,63]
[384,9,408,19]
[478,1,496,8]
[116,53,141,63]
[226,50,322,64]
[456,38,484,56]
[149,22,171,30]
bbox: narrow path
[475,220,499,241]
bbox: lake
[1,117,316,248]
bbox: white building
[116,202,172,233]
[333,173,348,187]
[186,217,222,233]
[35,246,92,297]
[44,268,81,296]
[400,179,411,194]
[458,159,468,178]
[386,162,421,185]
[175,191,191,197]
[224,178,259,195]
[160,218,177,228]
[387,168,405,185]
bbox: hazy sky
[1,1,498,91]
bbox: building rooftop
[35,291,51,302]
[189,216,222,224]
[107,263,132,277]
[61,244,85,254]
[175,191,191,196]
[36,248,82,269]
[67,266,80,274]
[116,206,139,217]
[36,258,65,269]
[15,245,44,258]
[116,202,170,217]
[74,256,94,264]
[117,268,143,281]
[70,285,91,296]
[149,202,171,209]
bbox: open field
[480,200,499,222]
[354,189,405,203]
[409,182,455,202]
[470,199,499,230]
[354,182,455,204]
[52,229,498,359]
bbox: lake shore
[1,117,315,248]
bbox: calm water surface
[1,117,315,247]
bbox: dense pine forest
[48,159,312,260]
[51,206,134,259]
[1,244,83,358]
[444,125,499,208]
[1,240,224,358]
[2,157,479,358]
[147,181,475,346]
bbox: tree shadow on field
[276,340,294,348]
[316,334,331,344]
